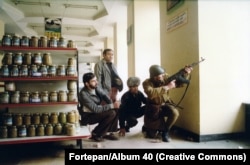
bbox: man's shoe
[125,126,130,132]
[90,135,104,142]
[103,133,119,140]
[162,131,171,142]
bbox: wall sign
[166,10,187,32]
[45,18,62,39]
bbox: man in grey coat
[94,48,123,102]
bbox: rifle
[166,57,205,87]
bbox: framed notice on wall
[167,0,182,12]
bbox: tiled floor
[1,118,250,165]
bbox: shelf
[0,126,91,149]
[0,102,78,108]
[0,46,77,53]
[0,76,78,81]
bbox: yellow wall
[160,0,250,135]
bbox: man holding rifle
[142,64,193,142]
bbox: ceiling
[0,0,129,58]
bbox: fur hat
[127,77,140,87]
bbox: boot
[162,131,171,142]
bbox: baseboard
[172,126,246,142]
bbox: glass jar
[1,65,9,77]
[67,40,76,48]
[30,36,38,47]
[58,112,67,124]
[67,90,77,102]
[66,123,76,136]
[2,52,13,65]
[27,125,36,137]
[58,37,67,48]
[48,65,56,76]
[20,65,28,77]
[32,113,40,125]
[68,58,76,66]
[10,91,20,104]
[5,82,16,92]
[18,125,27,137]
[2,34,12,46]
[13,52,23,65]
[0,126,8,138]
[49,91,58,102]
[10,65,19,77]
[41,113,49,125]
[13,113,23,126]
[23,52,32,65]
[20,36,29,47]
[67,111,76,123]
[57,65,65,76]
[29,64,38,76]
[40,91,49,103]
[39,36,47,48]
[9,125,17,138]
[54,123,62,135]
[31,91,40,103]
[66,65,76,76]
[45,124,53,136]
[23,113,31,126]
[39,64,48,77]
[42,53,52,65]
[20,91,30,103]
[0,91,10,104]
[36,124,45,136]
[3,113,12,126]
[58,90,67,102]
[49,36,58,48]
[49,112,58,124]
[32,53,42,65]
[12,35,20,47]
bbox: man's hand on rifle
[164,79,176,90]
[184,66,193,74]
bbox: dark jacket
[78,86,113,114]
[119,90,147,128]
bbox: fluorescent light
[63,4,98,10]
[13,0,50,7]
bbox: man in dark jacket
[118,77,147,137]
[78,72,121,142]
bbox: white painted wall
[160,0,250,135]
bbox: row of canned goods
[1,35,76,48]
[0,122,79,138]
[0,111,79,127]
[0,64,77,77]
[0,90,77,104]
